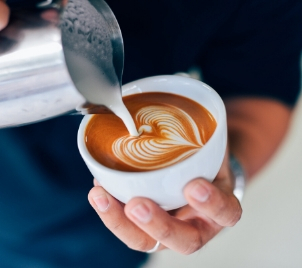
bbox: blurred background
[142,71,302,268]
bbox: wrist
[229,154,246,203]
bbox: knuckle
[181,234,203,255]
[225,198,242,227]
[128,238,150,252]
[107,219,123,232]
[213,197,227,218]
[156,222,172,241]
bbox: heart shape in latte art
[112,105,204,170]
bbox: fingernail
[130,204,152,223]
[190,183,209,202]
[93,194,109,212]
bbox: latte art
[112,105,203,170]
[85,92,216,172]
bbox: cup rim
[77,75,226,176]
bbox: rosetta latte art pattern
[112,105,204,170]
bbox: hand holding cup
[81,75,242,254]
[88,150,242,254]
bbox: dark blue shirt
[1,0,302,267]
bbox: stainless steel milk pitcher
[0,0,124,128]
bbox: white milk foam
[112,105,204,170]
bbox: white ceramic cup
[78,75,227,210]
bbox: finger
[0,0,10,31]
[184,178,242,227]
[125,198,216,255]
[88,186,157,252]
[93,178,100,186]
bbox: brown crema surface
[85,92,216,172]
